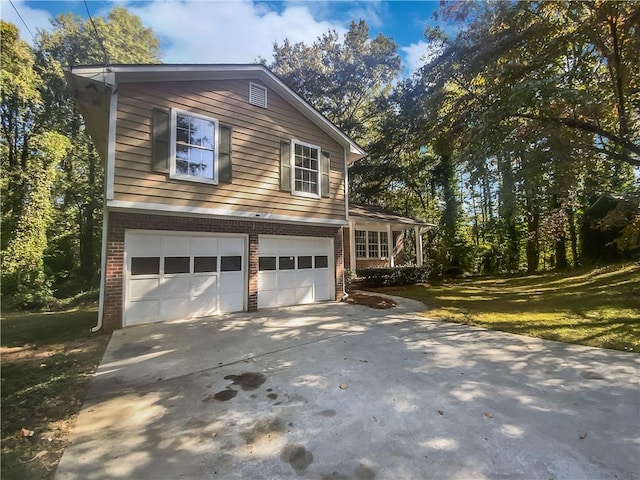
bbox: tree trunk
[79,146,96,281]
[567,206,579,267]
[525,195,540,273]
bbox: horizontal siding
[113,79,346,221]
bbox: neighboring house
[66,64,427,331]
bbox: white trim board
[106,199,348,226]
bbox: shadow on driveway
[55,298,639,479]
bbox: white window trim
[169,108,219,185]
[355,228,390,259]
[290,139,322,199]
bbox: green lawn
[383,263,640,352]
[1,309,111,479]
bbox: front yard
[1,309,110,479]
[383,262,640,352]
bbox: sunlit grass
[383,263,640,352]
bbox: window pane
[298,256,312,269]
[355,230,367,258]
[174,112,216,180]
[380,232,389,257]
[279,256,295,270]
[131,257,160,275]
[194,256,217,273]
[314,255,328,268]
[221,256,242,272]
[368,231,379,258]
[259,256,277,271]
[165,256,190,274]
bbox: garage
[258,235,334,308]
[124,232,246,326]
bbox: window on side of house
[170,109,218,184]
[292,141,320,198]
[356,230,390,259]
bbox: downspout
[93,205,108,332]
[92,71,117,332]
[342,147,349,300]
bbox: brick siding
[103,211,344,331]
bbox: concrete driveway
[56,296,639,480]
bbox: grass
[1,308,111,479]
[382,262,640,352]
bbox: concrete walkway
[56,297,639,479]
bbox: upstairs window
[152,107,232,183]
[293,141,320,197]
[170,110,218,184]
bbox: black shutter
[280,141,291,192]
[151,108,170,173]
[321,151,330,197]
[219,125,232,183]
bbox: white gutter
[93,206,108,332]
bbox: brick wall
[103,211,343,331]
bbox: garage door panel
[162,276,191,298]
[127,234,161,257]
[297,271,314,287]
[278,271,297,289]
[191,237,217,255]
[191,294,218,317]
[129,278,161,300]
[296,286,314,304]
[315,283,330,300]
[127,300,160,325]
[218,237,243,255]
[276,288,296,306]
[162,235,187,256]
[192,275,217,295]
[163,297,190,320]
[258,271,277,292]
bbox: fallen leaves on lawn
[20,428,34,437]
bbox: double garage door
[124,232,334,326]
[124,232,246,326]
[257,236,334,309]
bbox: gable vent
[249,82,267,108]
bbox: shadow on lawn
[385,263,640,352]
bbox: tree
[34,7,161,287]
[269,20,400,146]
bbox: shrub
[355,265,430,288]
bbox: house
[65,64,429,331]
[345,203,432,272]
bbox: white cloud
[125,0,348,64]
[0,0,52,44]
[401,40,441,74]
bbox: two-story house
[66,64,429,331]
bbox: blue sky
[2,1,454,73]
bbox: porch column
[414,226,424,267]
[387,223,394,267]
[349,220,357,273]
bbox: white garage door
[258,235,334,309]
[124,232,246,326]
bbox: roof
[64,63,367,164]
[349,204,433,228]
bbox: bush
[355,265,430,288]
